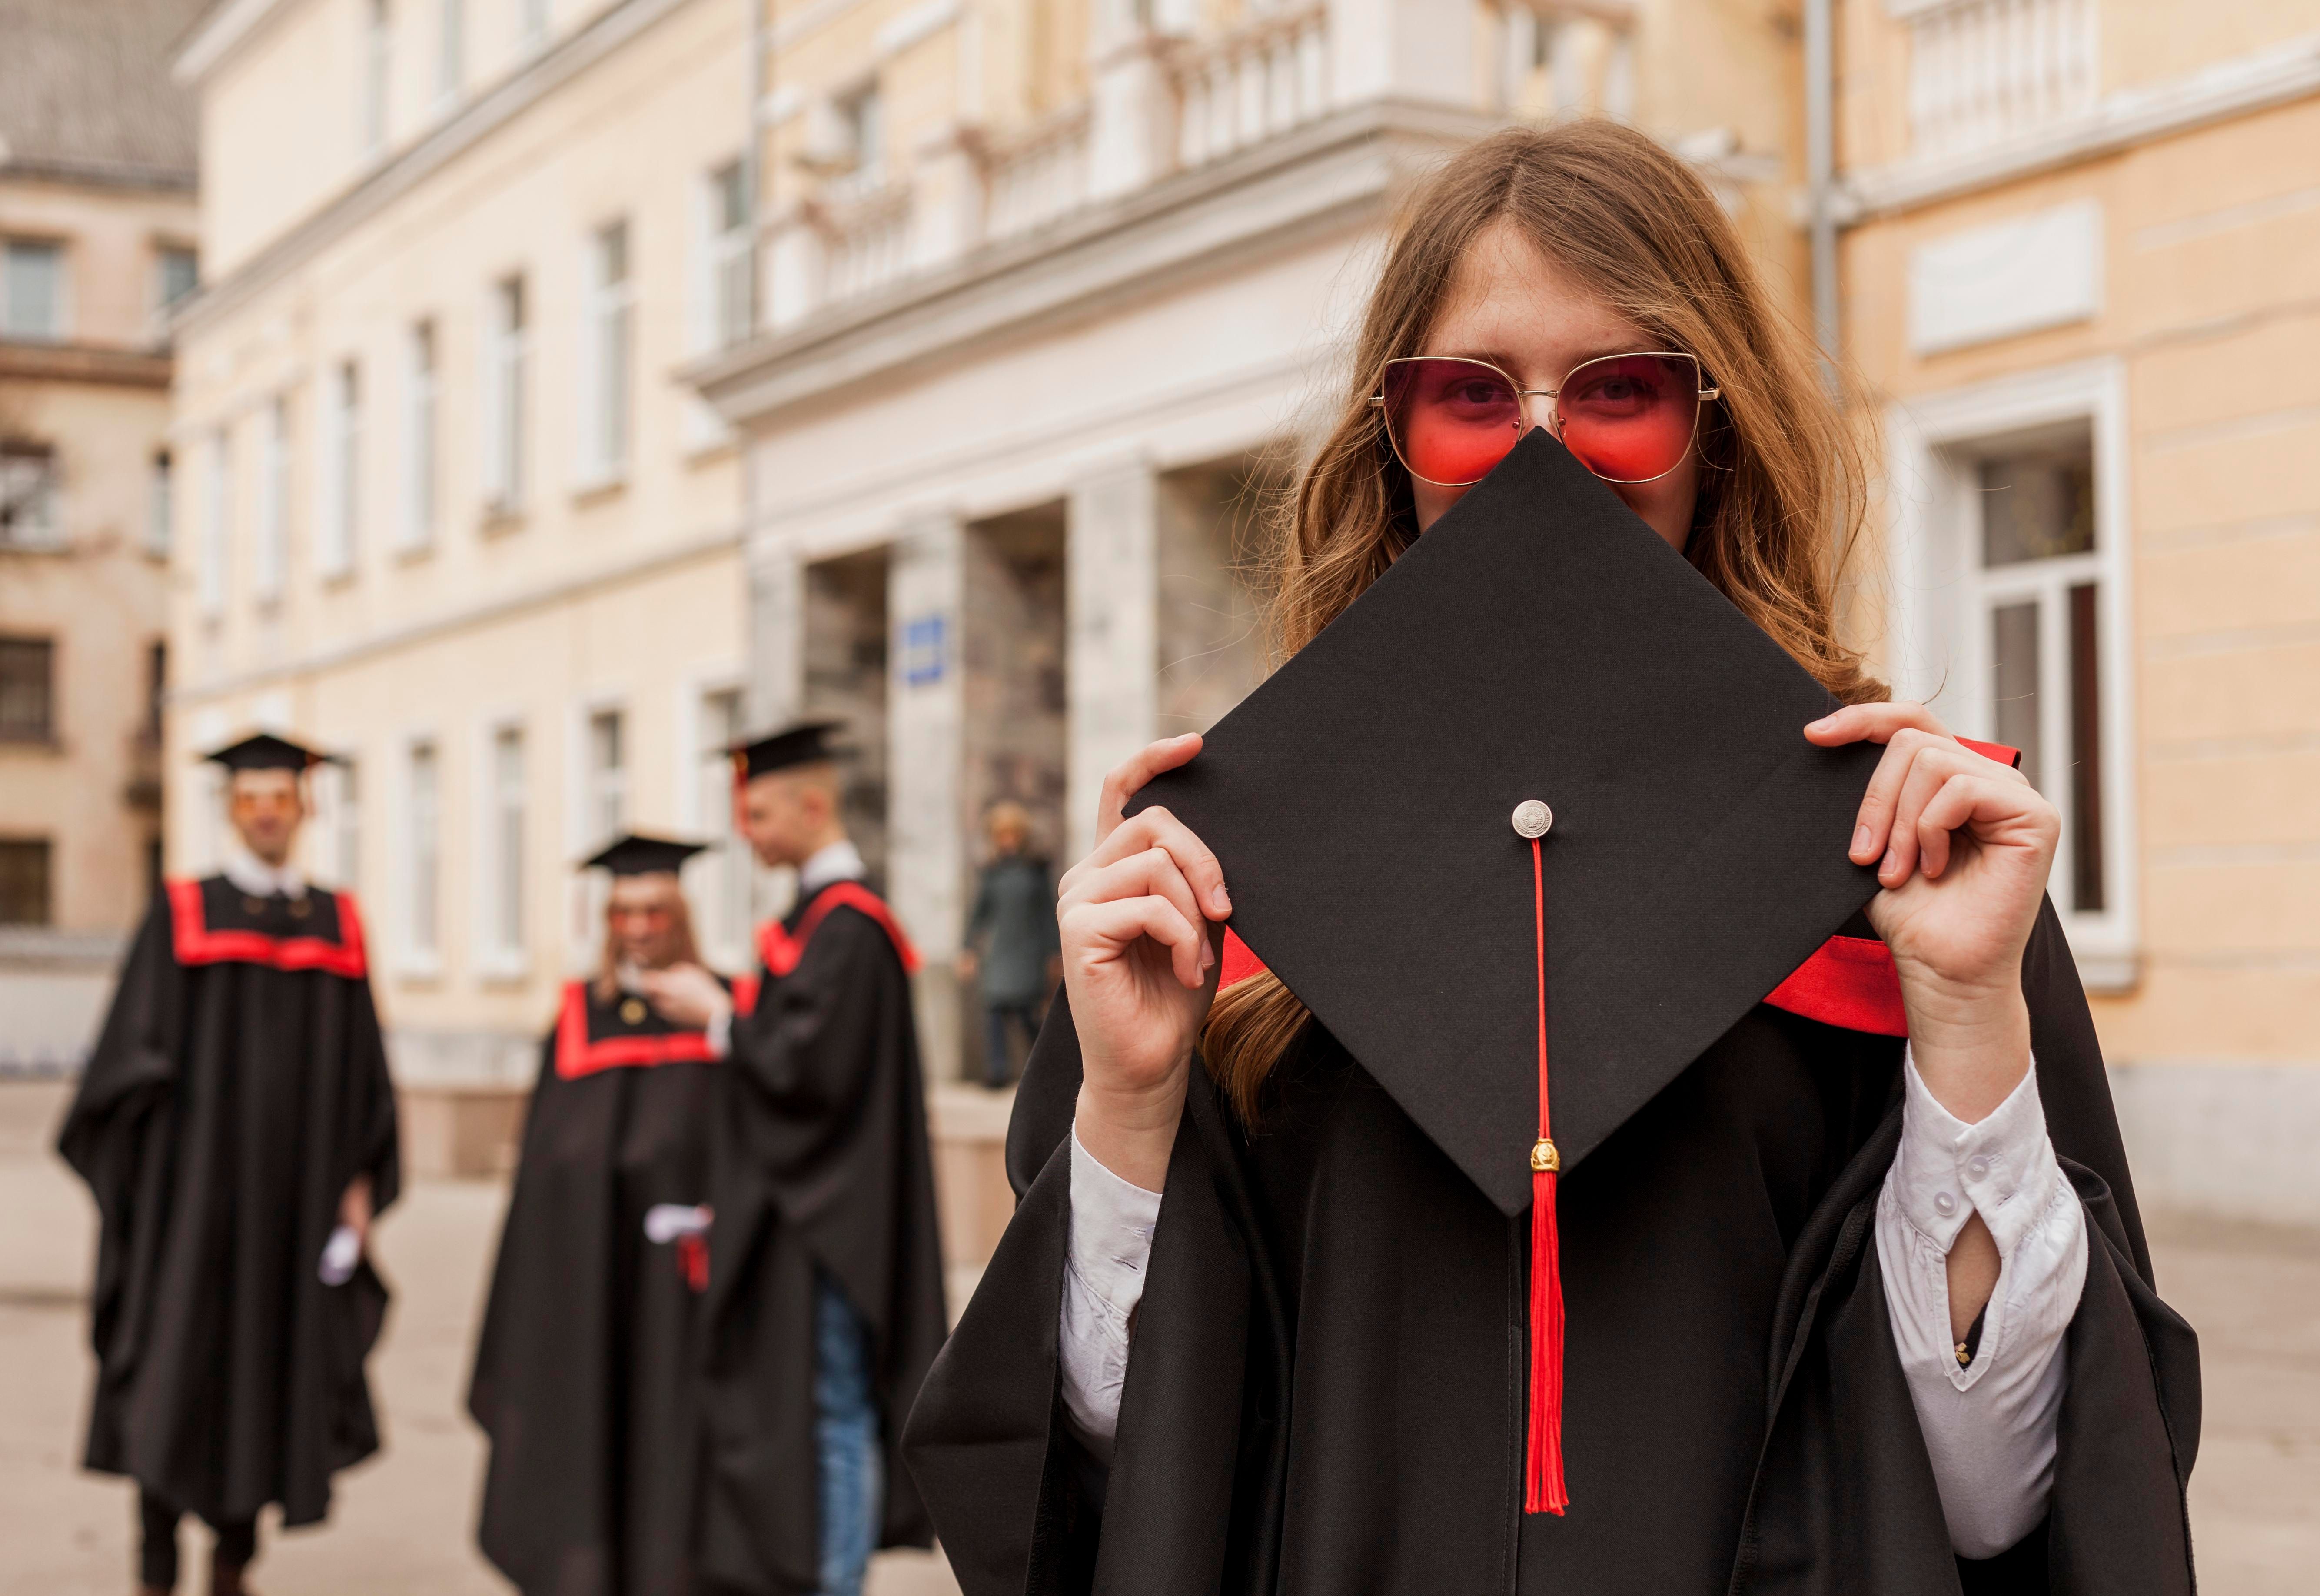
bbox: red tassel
[1525,835,1569,1515]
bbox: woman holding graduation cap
[906,122,2197,1596]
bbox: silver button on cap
[1512,799,1554,838]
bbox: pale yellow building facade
[169,0,765,1163]
[1836,0,2320,1219]
[0,0,203,1070]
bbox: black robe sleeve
[904,904,2200,1596]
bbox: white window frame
[254,396,289,599]
[2,238,69,342]
[400,732,445,976]
[475,712,530,978]
[199,429,230,618]
[399,320,438,552]
[362,0,392,157]
[520,0,550,52]
[576,221,633,489]
[1884,357,2138,988]
[146,449,173,558]
[153,245,199,315]
[312,752,363,891]
[564,692,630,970]
[678,668,758,970]
[481,274,527,514]
[318,359,360,580]
[0,441,64,551]
[435,0,464,106]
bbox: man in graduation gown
[59,733,400,1596]
[469,834,757,1595]
[646,722,947,1596]
[903,437,2199,1595]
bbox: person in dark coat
[59,732,400,1596]
[645,722,947,1596]
[957,801,1060,1089]
[903,125,2197,1596]
[469,834,752,1595]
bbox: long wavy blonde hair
[1200,121,1883,1124]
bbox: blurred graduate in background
[469,834,748,1596]
[59,733,400,1596]
[957,801,1061,1091]
[644,722,947,1596]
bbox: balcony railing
[1173,6,1331,170]
[1904,0,2098,160]
[984,108,1094,243]
[823,183,915,304]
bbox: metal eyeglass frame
[1367,351,1722,487]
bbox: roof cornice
[174,0,296,86]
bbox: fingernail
[1807,715,1832,731]
[1851,825,1872,856]
[1881,848,1898,874]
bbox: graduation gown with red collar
[469,971,756,1596]
[903,903,2200,1596]
[57,876,401,1530]
[696,874,949,1592]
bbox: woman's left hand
[1807,702,2058,1122]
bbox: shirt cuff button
[1933,1190,1958,1217]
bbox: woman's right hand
[1057,734,1231,1191]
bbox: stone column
[1326,0,1476,111]
[911,124,987,271]
[1086,0,1177,201]
[1066,459,1159,861]
[888,514,969,1083]
[745,535,805,729]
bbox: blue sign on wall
[901,614,948,687]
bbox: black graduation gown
[903,903,2201,1596]
[58,877,401,1529]
[696,880,949,1593]
[469,976,751,1596]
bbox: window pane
[494,727,525,951]
[410,745,440,954]
[0,839,52,925]
[1980,443,2094,567]
[157,248,199,309]
[0,445,61,547]
[1991,601,2041,794]
[0,638,55,740]
[2068,582,2104,914]
[3,242,64,339]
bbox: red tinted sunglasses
[1371,352,1720,488]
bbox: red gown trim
[756,881,922,978]
[554,981,730,1079]
[165,878,369,978]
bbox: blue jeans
[814,1272,881,1596]
[982,998,1041,1088]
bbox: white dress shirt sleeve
[1875,1047,2089,1559]
[1057,1129,1163,1463]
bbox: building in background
[690,0,1807,1081]
[166,0,761,1171]
[1835,0,2320,1221]
[0,0,201,1071]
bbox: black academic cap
[582,833,710,877]
[202,732,343,772]
[1131,432,1884,1218]
[726,719,844,779]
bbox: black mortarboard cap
[1133,431,1885,1215]
[582,833,710,877]
[726,719,844,779]
[203,732,343,772]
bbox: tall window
[319,361,360,579]
[0,839,51,925]
[708,162,752,349]
[255,398,289,598]
[838,84,885,190]
[400,321,438,551]
[697,687,754,957]
[406,740,441,961]
[363,0,392,156]
[1973,436,2109,914]
[147,449,173,557]
[579,222,632,485]
[487,724,527,961]
[482,275,526,512]
[435,0,464,103]
[144,642,166,745]
[2,240,65,340]
[320,757,362,888]
[0,442,62,549]
[521,0,550,50]
[154,246,199,312]
[0,637,55,742]
[199,432,230,617]
[587,708,626,843]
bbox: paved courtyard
[2,1079,2312,1594]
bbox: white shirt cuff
[1057,1129,1162,1462]
[1876,1045,2088,1557]
[703,999,734,1060]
